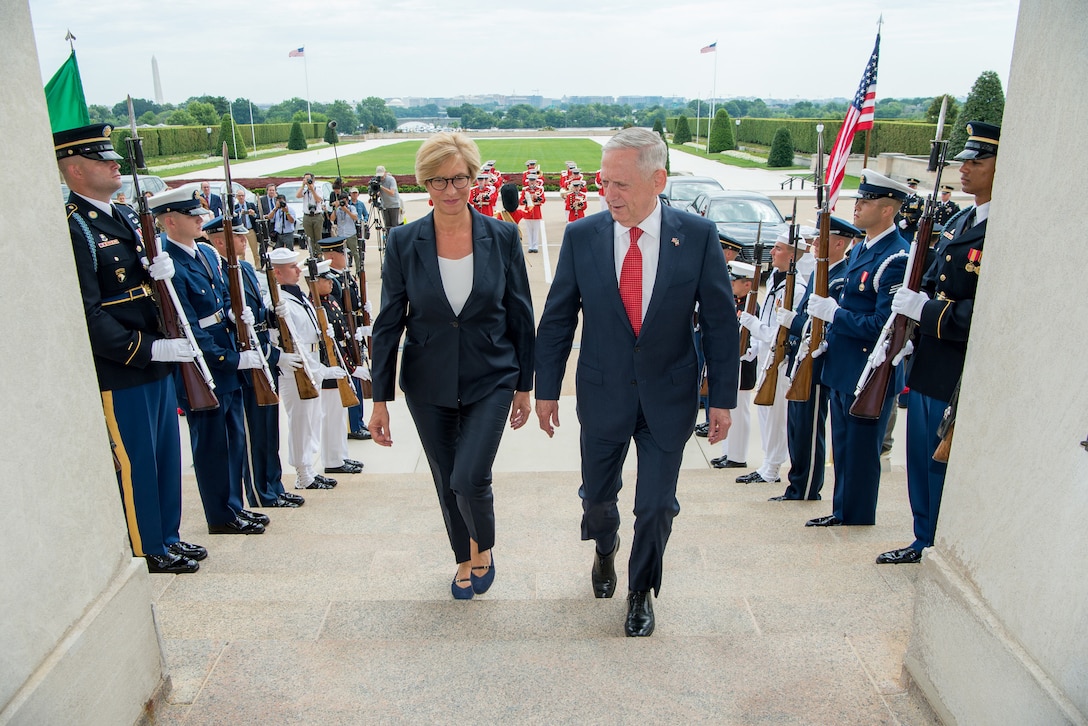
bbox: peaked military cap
[53,123,123,161]
[149,187,206,216]
[855,169,913,202]
[954,121,1000,161]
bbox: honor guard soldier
[697,232,745,439]
[711,259,758,468]
[595,169,606,212]
[520,173,546,253]
[150,188,269,535]
[896,177,924,242]
[312,266,364,475]
[55,123,204,574]
[521,159,539,185]
[267,250,343,490]
[736,231,808,484]
[469,172,496,218]
[559,161,576,191]
[204,216,304,509]
[319,236,372,443]
[770,216,864,500]
[805,170,912,527]
[877,122,1000,564]
[934,184,961,228]
[565,179,589,222]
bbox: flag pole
[248,99,257,151]
[304,50,312,123]
[707,47,718,155]
[863,16,883,169]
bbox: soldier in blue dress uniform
[805,170,913,527]
[769,215,864,501]
[896,178,924,242]
[150,188,269,534]
[55,124,205,574]
[876,122,1000,564]
[203,216,306,509]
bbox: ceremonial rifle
[850,98,950,419]
[306,258,359,408]
[754,198,800,406]
[786,124,830,402]
[221,143,278,405]
[350,237,374,399]
[124,97,218,411]
[257,221,319,399]
[737,221,764,356]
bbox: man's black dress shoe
[315,474,338,487]
[146,553,199,574]
[268,494,303,508]
[876,546,922,564]
[343,458,364,468]
[168,541,208,561]
[347,429,372,440]
[324,464,360,474]
[592,534,619,599]
[238,509,270,525]
[279,491,305,505]
[736,471,780,483]
[302,479,334,490]
[711,456,748,469]
[625,590,655,637]
[805,515,842,527]
[694,422,709,438]
[208,517,266,535]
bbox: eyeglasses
[425,175,472,190]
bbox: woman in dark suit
[369,133,535,599]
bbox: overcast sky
[29,0,1020,108]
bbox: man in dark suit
[55,123,205,574]
[876,122,1000,565]
[805,170,912,528]
[199,181,224,217]
[231,189,260,265]
[535,127,739,637]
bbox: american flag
[700,42,717,54]
[827,33,880,209]
[288,47,305,58]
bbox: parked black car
[661,175,724,210]
[686,190,788,265]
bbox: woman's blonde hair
[414,132,482,186]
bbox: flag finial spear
[64,29,75,51]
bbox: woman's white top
[438,253,474,315]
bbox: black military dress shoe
[315,474,338,487]
[168,541,208,561]
[694,422,710,438]
[805,515,843,527]
[625,591,655,637]
[324,464,361,474]
[343,458,364,468]
[268,495,302,508]
[208,517,266,535]
[876,547,922,564]
[592,534,619,599]
[279,491,305,505]
[145,553,199,574]
[736,471,780,483]
[238,509,271,525]
[711,456,748,469]
[347,429,372,441]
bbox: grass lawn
[275,138,606,178]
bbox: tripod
[366,196,388,266]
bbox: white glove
[228,306,255,327]
[738,311,762,334]
[810,340,829,359]
[898,219,908,230]
[807,295,839,323]
[892,339,915,366]
[320,365,347,380]
[325,324,335,339]
[146,254,175,281]
[275,299,289,319]
[279,351,304,371]
[363,301,373,316]
[740,347,758,363]
[355,325,373,341]
[868,341,888,368]
[237,350,263,370]
[776,307,797,328]
[891,287,928,322]
[351,366,372,381]
[151,338,196,362]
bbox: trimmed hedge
[667,117,938,156]
[109,122,325,158]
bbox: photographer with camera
[265,194,295,248]
[295,172,325,247]
[374,165,402,229]
[329,183,360,263]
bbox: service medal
[859,270,869,292]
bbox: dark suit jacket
[205,193,223,217]
[535,203,739,451]
[819,229,910,394]
[371,208,535,408]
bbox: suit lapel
[641,208,683,335]
[587,212,633,332]
[462,211,494,317]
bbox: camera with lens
[368,175,383,208]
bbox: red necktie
[619,227,644,335]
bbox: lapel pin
[671,237,679,247]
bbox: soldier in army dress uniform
[876,122,1000,564]
[55,124,205,573]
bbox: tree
[949,71,1005,155]
[293,110,327,124]
[652,117,663,134]
[767,127,795,167]
[355,96,397,132]
[287,121,307,151]
[673,115,692,144]
[167,109,197,126]
[186,101,220,126]
[708,109,735,153]
[265,97,311,124]
[323,121,339,145]
[230,98,264,125]
[218,114,247,159]
[187,95,230,117]
[325,100,359,133]
[138,111,158,126]
[659,128,670,174]
[924,94,960,124]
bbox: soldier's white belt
[198,311,226,329]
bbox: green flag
[45,51,90,133]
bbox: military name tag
[98,238,120,248]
